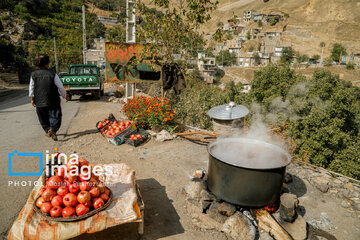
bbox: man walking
[29,55,69,141]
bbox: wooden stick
[176,131,219,137]
[181,135,216,142]
[253,209,293,240]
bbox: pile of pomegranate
[101,120,132,137]
[36,159,110,218]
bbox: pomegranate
[76,204,89,216]
[99,193,109,202]
[62,207,75,217]
[50,206,62,218]
[40,202,52,214]
[63,193,77,207]
[89,187,100,198]
[47,176,62,189]
[77,191,91,204]
[51,195,63,207]
[79,181,91,191]
[104,189,110,196]
[57,186,68,196]
[97,183,106,194]
[89,177,99,186]
[42,188,56,202]
[78,159,89,168]
[56,167,66,178]
[68,183,80,193]
[36,197,47,208]
[93,198,104,209]
[83,201,92,209]
[78,173,91,182]
[64,175,77,184]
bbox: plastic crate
[96,113,116,133]
[125,128,150,147]
[105,121,137,146]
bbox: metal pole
[126,0,136,101]
[53,37,59,73]
[82,5,87,64]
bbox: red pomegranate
[99,193,109,202]
[77,191,91,204]
[93,198,104,209]
[89,187,100,198]
[76,204,89,216]
[68,183,80,193]
[56,167,66,178]
[50,206,62,218]
[42,188,56,202]
[83,201,92,209]
[40,202,52,214]
[51,195,63,207]
[97,183,106,194]
[63,193,77,207]
[47,176,62,189]
[64,175,77,184]
[62,207,75,217]
[78,173,91,182]
[104,189,110,196]
[57,186,68,196]
[36,197,47,208]
[78,159,89,168]
[79,181,91,191]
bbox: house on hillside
[243,10,255,23]
[197,53,216,84]
[97,16,118,25]
[201,69,216,84]
[253,13,266,21]
[226,38,242,54]
[86,37,106,70]
[215,43,229,53]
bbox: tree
[136,0,218,69]
[280,47,294,64]
[331,43,347,62]
[215,50,236,66]
[312,54,320,61]
[257,20,263,27]
[268,16,278,26]
[253,52,260,66]
[246,31,251,40]
[106,25,126,42]
[320,41,325,65]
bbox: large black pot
[207,138,291,207]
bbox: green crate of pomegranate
[125,129,150,147]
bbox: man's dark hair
[34,55,50,68]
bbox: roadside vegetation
[171,66,360,180]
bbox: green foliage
[297,54,309,63]
[312,54,320,61]
[280,47,294,64]
[215,50,236,66]
[106,25,126,42]
[136,0,218,68]
[170,81,247,129]
[268,16,279,26]
[246,30,251,40]
[257,20,263,27]
[331,43,347,62]
[346,63,355,70]
[284,13,289,18]
[324,57,333,66]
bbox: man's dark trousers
[36,106,62,133]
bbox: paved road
[0,89,80,238]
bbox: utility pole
[82,5,87,64]
[125,0,136,101]
[53,37,59,73]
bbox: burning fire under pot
[207,138,291,208]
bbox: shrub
[346,63,355,70]
[123,96,176,132]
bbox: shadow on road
[58,129,99,142]
[0,89,29,110]
[73,178,184,240]
[287,174,308,198]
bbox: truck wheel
[94,91,101,100]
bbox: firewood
[252,209,293,240]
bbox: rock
[147,130,157,137]
[184,179,206,200]
[355,203,360,211]
[201,200,212,211]
[192,213,223,231]
[284,173,293,183]
[200,189,216,201]
[259,230,274,240]
[207,201,228,224]
[341,200,350,208]
[282,183,290,193]
[280,215,307,240]
[279,193,299,222]
[218,202,236,217]
[156,129,174,142]
[313,177,329,193]
[345,182,355,191]
[222,212,256,240]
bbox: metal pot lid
[207,102,249,120]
